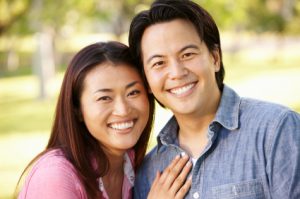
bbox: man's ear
[212,47,221,72]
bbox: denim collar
[157,85,241,150]
[213,85,240,130]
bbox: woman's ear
[75,108,83,122]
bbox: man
[129,0,300,198]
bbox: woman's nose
[112,97,131,116]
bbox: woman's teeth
[109,121,134,130]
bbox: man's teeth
[110,121,134,130]
[170,83,194,95]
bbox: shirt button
[193,192,199,199]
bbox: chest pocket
[211,179,265,199]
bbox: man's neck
[177,113,215,135]
[175,91,221,158]
[175,85,221,134]
[177,114,215,158]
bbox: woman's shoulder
[18,149,86,199]
[30,149,74,173]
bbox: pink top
[18,149,135,199]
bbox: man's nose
[168,59,188,79]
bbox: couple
[17,0,300,198]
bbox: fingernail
[180,152,186,157]
[186,161,192,166]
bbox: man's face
[141,19,221,118]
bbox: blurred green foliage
[1,0,300,37]
[1,0,300,75]
[0,0,31,34]
[0,75,57,135]
[197,0,300,33]
[0,0,153,37]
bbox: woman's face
[80,62,150,155]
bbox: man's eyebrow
[145,44,200,64]
[93,81,140,93]
[179,44,200,53]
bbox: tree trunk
[33,31,55,100]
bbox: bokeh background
[1,0,300,198]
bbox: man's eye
[182,53,194,59]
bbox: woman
[16,41,191,199]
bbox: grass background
[1,34,300,199]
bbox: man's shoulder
[142,145,160,165]
[237,97,300,138]
[222,85,297,119]
[138,143,172,174]
[134,145,160,196]
[240,97,295,118]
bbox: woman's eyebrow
[93,81,140,93]
[126,81,139,89]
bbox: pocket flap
[212,179,265,199]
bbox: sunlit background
[1,0,300,198]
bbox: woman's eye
[97,96,111,101]
[128,90,140,97]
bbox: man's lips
[168,82,196,96]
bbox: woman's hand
[147,153,192,199]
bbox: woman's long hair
[16,41,155,198]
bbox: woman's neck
[102,151,125,199]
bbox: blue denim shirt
[134,85,300,199]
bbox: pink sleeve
[18,151,87,199]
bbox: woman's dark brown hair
[16,41,155,198]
